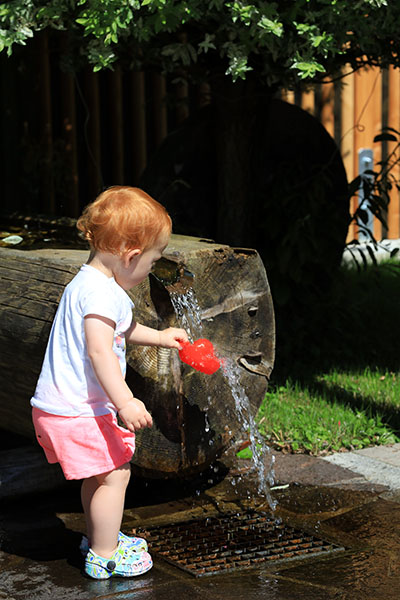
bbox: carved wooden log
[0,236,275,478]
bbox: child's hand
[159,327,189,350]
[118,398,153,432]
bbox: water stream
[171,288,277,512]
[170,289,203,341]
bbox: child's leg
[81,462,131,558]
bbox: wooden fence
[0,31,210,217]
[2,30,400,242]
[283,66,400,242]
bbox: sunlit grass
[253,369,400,455]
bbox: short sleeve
[80,288,119,323]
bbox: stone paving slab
[322,450,400,491]
[355,442,400,465]
[274,453,377,487]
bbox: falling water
[171,287,277,512]
[222,357,277,511]
[170,288,203,340]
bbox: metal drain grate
[138,510,344,577]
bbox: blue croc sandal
[85,543,153,579]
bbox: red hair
[77,186,172,254]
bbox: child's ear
[124,248,142,266]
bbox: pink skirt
[32,407,135,480]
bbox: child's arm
[84,314,153,432]
[126,321,188,349]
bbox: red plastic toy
[179,339,221,375]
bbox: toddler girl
[31,186,188,579]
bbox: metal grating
[138,510,344,577]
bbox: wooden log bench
[0,235,275,490]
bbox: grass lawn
[255,369,400,456]
[240,259,400,457]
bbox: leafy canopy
[1,1,399,85]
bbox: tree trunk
[0,235,275,478]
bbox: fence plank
[130,70,147,182]
[37,31,54,213]
[108,66,124,183]
[152,72,168,150]
[82,68,102,200]
[60,69,79,216]
[387,66,400,239]
[320,79,335,138]
[354,67,382,240]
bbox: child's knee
[97,462,131,488]
[117,462,131,486]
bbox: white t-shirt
[31,264,134,417]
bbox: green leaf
[258,16,283,37]
[198,33,216,54]
[357,208,370,225]
[351,438,362,446]
[19,26,33,38]
[292,59,326,78]
[374,133,398,143]
[312,35,324,47]
[237,447,253,460]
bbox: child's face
[115,236,169,290]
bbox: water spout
[152,257,194,294]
